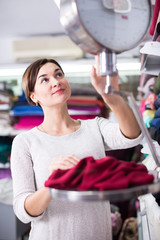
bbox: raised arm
[90,56,141,139]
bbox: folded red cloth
[45,156,154,191]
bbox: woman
[11,57,142,240]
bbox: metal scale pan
[50,0,160,202]
[50,180,160,202]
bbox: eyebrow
[38,68,61,79]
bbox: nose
[50,77,60,88]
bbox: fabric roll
[0,168,11,180]
[10,105,44,116]
[145,93,158,110]
[149,126,160,144]
[143,109,155,128]
[154,97,160,109]
[154,107,160,118]
[150,118,160,133]
[153,73,160,95]
[13,116,44,130]
[149,0,160,36]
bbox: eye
[56,71,64,79]
[41,78,49,83]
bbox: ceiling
[0,0,64,38]
[0,0,153,66]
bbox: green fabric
[153,73,160,94]
[0,144,11,163]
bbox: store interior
[1,0,160,240]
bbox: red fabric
[149,0,160,36]
[67,98,104,107]
[45,156,154,191]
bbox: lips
[53,88,65,95]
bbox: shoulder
[80,116,110,132]
[81,116,109,125]
[12,128,37,146]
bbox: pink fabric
[70,115,97,120]
[139,100,146,115]
[145,93,158,110]
[149,0,160,36]
[14,116,44,130]
[45,156,154,191]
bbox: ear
[30,92,38,104]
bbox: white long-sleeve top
[10,117,143,240]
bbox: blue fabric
[10,105,44,116]
[154,98,160,109]
[155,107,160,118]
[150,118,160,133]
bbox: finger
[49,162,73,174]
[70,155,80,162]
[90,66,98,87]
[66,157,79,166]
[91,65,96,78]
[95,55,100,75]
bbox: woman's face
[30,62,71,108]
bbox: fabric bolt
[153,22,160,41]
[11,117,143,240]
[150,118,160,133]
[154,97,160,109]
[67,97,104,108]
[0,178,13,205]
[45,156,154,191]
[70,114,97,120]
[149,0,160,36]
[155,107,160,118]
[0,168,11,180]
[0,162,10,169]
[149,126,160,144]
[0,124,13,136]
[143,115,154,128]
[70,86,99,97]
[143,110,155,128]
[139,77,156,99]
[0,144,11,164]
[139,194,160,240]
[153,73,160,94]
[139,100,146,115]
[10,105,44,116]
[68,105,102,115]
[145,93,158,110]
[14,116,44,130]
[106,148,135,162]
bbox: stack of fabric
[68,85,106,120]
[0,136,12,169]
[0,86,15,135]
[139,73,160,144]
[11,91,44,131]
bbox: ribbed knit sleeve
[10,134,45,223]
[96,117,143,150]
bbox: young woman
[11,57,143,240]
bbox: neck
[39,104,78,136]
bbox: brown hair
[22,58,64,106]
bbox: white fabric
[0,178,13,205]
[139,194,160,240]
[11,117,143,240]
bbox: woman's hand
[90,55,119,97]
[49,154,80,174]
[90,55,141,139]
